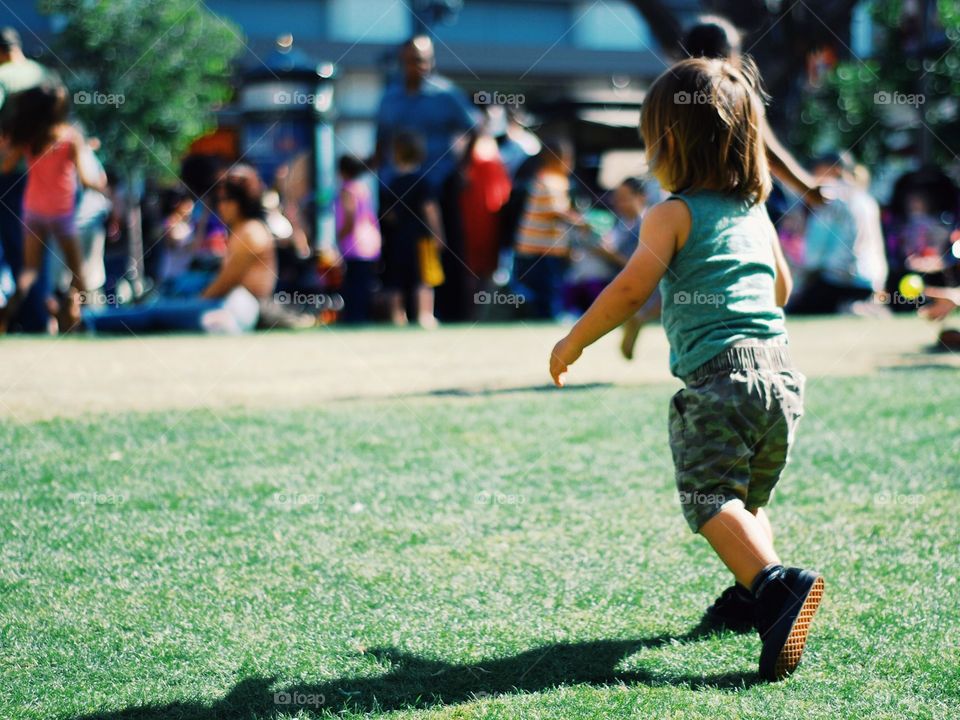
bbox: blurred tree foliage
[794,0,960,167]
[38,0,242,181]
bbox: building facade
[4,0,699,166]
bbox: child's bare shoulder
[648,196,690,217]
[645,198,692,239]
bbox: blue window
[328,0,412,42]
[571,1,656,51]
[432,2,573,46]
[204,0,326,40]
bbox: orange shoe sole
[774,576,825,679]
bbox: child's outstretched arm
[919,287,960,321]
[762,121,823,205]
[70,131,107,193]
[550,200,687,386]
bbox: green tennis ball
[899,273,925,301]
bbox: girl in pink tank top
[0,83,105,333]
[24,129,78,217]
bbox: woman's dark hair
[181,153,226,198]
[620,176,646,195]
[218,164,265,220]
[3,82,69,155]
[682,15,742,60]
[393,130,426,166]
[338,154,367,180]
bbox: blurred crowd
[0,23,958,342]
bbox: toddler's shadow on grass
[73,622,761,719]
[426,381,614,398]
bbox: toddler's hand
[550,335,582,387]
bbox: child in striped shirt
[513,137,586,319]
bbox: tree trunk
[125,175,145,298]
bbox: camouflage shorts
[668,342,805,532]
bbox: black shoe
[755,566,825,681]
[703,584,756,632]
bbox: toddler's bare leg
[700,502,780,588]
[753,507,774,544]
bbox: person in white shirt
[790,155,888,314]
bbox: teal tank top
[658,191,786,378]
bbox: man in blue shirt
[374,35,479,321]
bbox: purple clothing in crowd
[336,179,382,261]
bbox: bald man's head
[0,27,23,64]
[400,35,434,88]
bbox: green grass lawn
[2,365,959,719]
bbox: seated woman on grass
[85,165,277,334]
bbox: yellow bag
[418,238,445,288]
